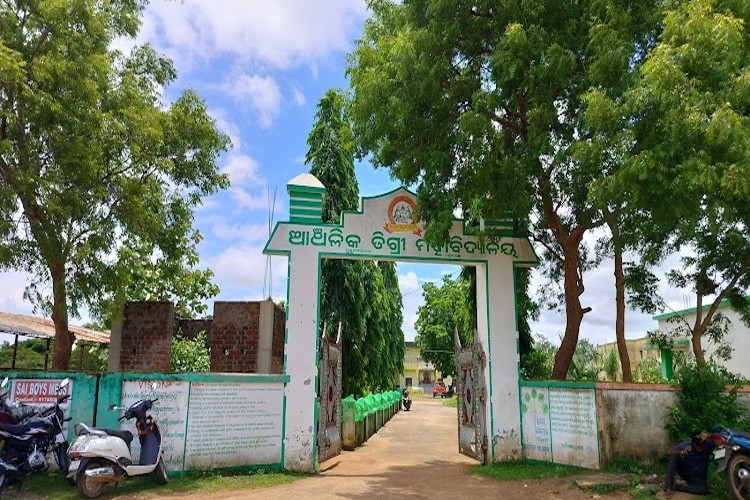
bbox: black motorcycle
[402,388,412,411]
[711,426,750,499]
[0,378,73,491]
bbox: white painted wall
[657,306,750,379]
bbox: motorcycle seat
[79,425,134,447]
[0,421,27,436]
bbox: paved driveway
[188,398,631,500]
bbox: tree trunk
[609,218,633,383]
[551,241,586,380]
[613,245,633,382]
[50,261,74,370]
[691,327,705,366]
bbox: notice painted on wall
[549,388,599,468]
[520,386,552,461]
[185,382,283,468]
[121,380,189,471]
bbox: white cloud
[210,219,269,242]
[229,187,269,211]
[209,108,242,151]
[208,244,286,289]
[143,0,367,71]
[223,74,282,128]
[291,85,306,106]
[0,271,34,315]
[222,154,264,187]
[398,271,420,292]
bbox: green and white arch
[263,173,539,471]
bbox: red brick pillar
[210,302,260,373]
[120,301,174,372]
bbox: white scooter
[67,383,168,498]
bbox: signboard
[185,382,283,468]
[520,387,552,461]
[520,385,599,469]
[549,388,599,468]
[10,379,72,405]
[120,380,190,471]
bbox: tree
[0,1,229,369]
[616,0,750,364]
[306,89,404,395]
[414,274,473,378]
[348,0,662,379]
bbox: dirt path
[176,398,632,500]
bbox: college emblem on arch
[385,195,422,235]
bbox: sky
[0,0,697,347]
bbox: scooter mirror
[151,382,158,392]
[59,378,70,390]
[0,377,8,389]
[109,404,117,411]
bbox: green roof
[653,295,750,321]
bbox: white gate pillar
[483,262,522,460]
[283,249,320,471]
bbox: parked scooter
[0,378,37,425]
[402,387,412,411]
[67,383,168,499]
[711,426,750,499]
[0,378,73,491]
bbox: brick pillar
[272,302,286,374]
[210,302,260,373]
[120,301,174,372]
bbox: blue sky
[0,0,691,346]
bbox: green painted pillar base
[660,348,674,381]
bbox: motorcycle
[402,388,412,411]
[0,378,73,491]
[711,426,750,499]
[0,378,38,425]
[67,383,168,499]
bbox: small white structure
[264,174,538,472]
[654,297,750,379]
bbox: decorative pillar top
[287,173,326,224]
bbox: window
[405,377,412,387]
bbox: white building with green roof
[653,296,750,379]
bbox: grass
[471,460,584,481]
[473,457,735,499]
[13,468,306,499]
[442,395,457,408]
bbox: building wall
[598,384,677,462]
[657,306,750,379]
[120,301,174,372]
[211,302,261,373]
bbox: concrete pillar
[257,300,275,373]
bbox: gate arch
[263,173,538,471]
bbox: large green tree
[607,0,750,364]
[348,0,661,379]
[0,1,229,369]
[414,274,473,378]
[305,89,404,395]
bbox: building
[400,341,451,395]
[653,296,750,380]
[596,336,689,381]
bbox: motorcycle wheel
[0,470,6,492]
[726,453,750,500]
[154,456,168,485]
[56,441,76,486]
[76,461,108,499]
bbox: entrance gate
[455,330,488,464]
[264,173,538,471]
[317,322,342,463]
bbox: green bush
[170,331,210,372]
[667,362,750,441]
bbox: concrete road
[190,398,631,500]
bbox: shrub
[170,331,211,372]
[666,362,750,441]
